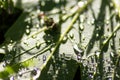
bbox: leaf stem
[112,55,120,80]
[40,0,93,71]
[102,23,120,49]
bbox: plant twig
[112,55,120,80]
[40,0,93,71]
[102,23,120,49]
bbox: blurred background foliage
[0,0,120,80]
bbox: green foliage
[0,0,120,80]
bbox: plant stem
[40,0,93,71]
[112,55,120,80]
[102,23,120,49]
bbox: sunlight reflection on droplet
[10,76,14,80]
[105,19,110,25]
[77,55,81,60]
[69,33,74,39]
[26,25,30,28]
[55,0,60,3]
[36,24,39,28]
[32,35,37,39]
[79,24,84,31]
[95,50,100,58]
[62,36,67,43]
[113,33,116,37]
[78,1,85,8]
[42,55,46,63]
[96,33,99,37]
[26,29,30,34]
[91,19,95,25]
[80,15,85,23]
[36,41,41,49]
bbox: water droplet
[36,42,41,49]
[96,33,99,37]
[78,1,86,8]
[108,66,111,72]
[44,34,53,43]
[31,68,37,76]
[41,1,45,6]
[10,40,13,43]
[18,73,22,77]
[113,33,116,37]
[64,53,72,60]
[10,76,14,80]
[80,14,86,22]
[35,24,39,28]
[26,25,30,28]
[108,77,112,80]
[79,24,84,31]
[110,52,114,57]
[110,42,114,48]
[73,44,83,55]
[62,63,67,68]
[77,54,81,60]
[95,51,100,58]
[91,19,95,25]
[82,35,85,41]
[105,19,110,25]
[62,36,67,43]
[69,33,74,39]
[43,55,46,63]
[32,35,37,39]
[89,73,93,79]
[26,29,30,34]
[2,61,7,67]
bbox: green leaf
[4,12,29,41]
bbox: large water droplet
[62,36,67,43]
[73,44,83,55]
[64,53,72,60]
